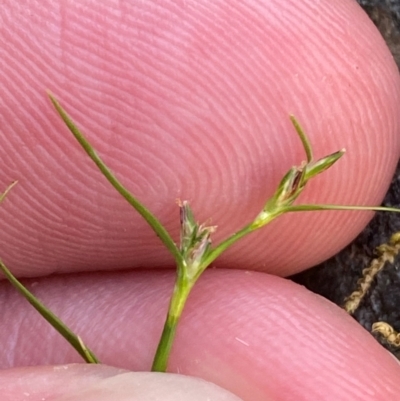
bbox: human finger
[1,0,399,277]
[0,269,398,400]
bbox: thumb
[1,365,244,401]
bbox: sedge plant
[1,93,400,372]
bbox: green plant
[0,184,98,364]
[2,93,400,371]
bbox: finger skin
[1,0,400,277]
[0,269,399,401]
[0,366,244,401]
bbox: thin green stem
[286,204,400,213]
[200,203,400,271]
[151,207,284,371]
[47,93,183,266]
[200,209,283,270]
[152,274,193,372]
[290,115,313,162]
[0,260,99,363]
[199,223,255,271]
[0,181,18,203]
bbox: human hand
[1,1,400,400]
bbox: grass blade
[0,260,99,364]
[290,115,313,162]
[47,92,183,267]
[286,204,400,213]
[0,181,18,203]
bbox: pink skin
[1,0,400,400]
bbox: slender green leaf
[286,204,400,213]
[290,115,313,162]
[47,92,183,267]
[0,181,18,203]
[0,260,99,363]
